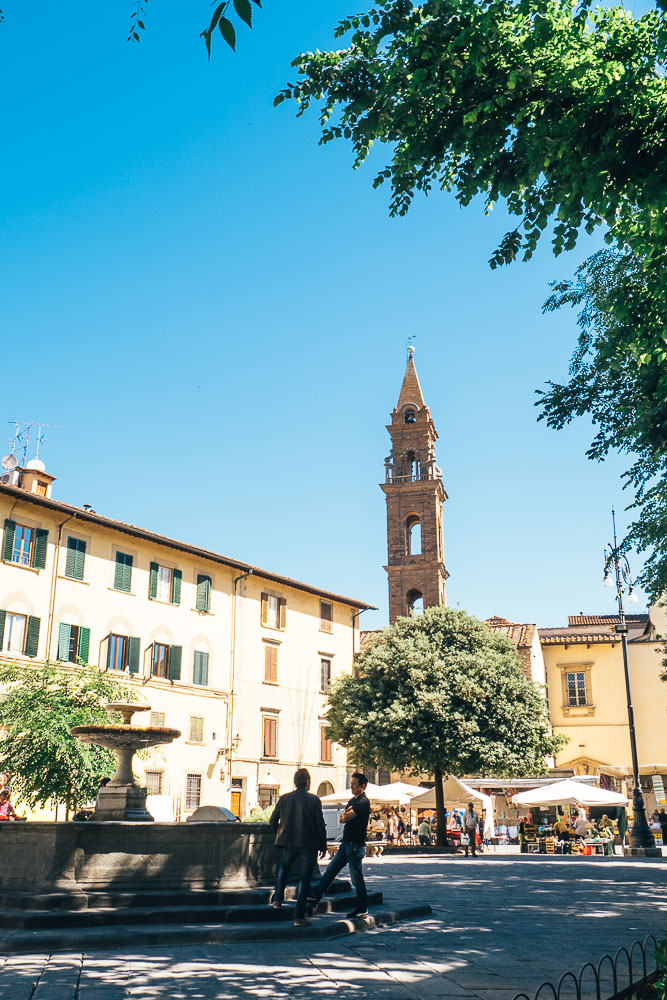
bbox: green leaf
[219,17,236,50]
[234,0,253,28]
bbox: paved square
[1,854,665,1000]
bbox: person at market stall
[554,816,570,841]
[598,814,615,855]
[617,807,628,847]
[658,808,667,846]
[418,819,431,846]
[574,810,589,838]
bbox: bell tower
[380,346,448,623]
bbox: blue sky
[0,1,645,629]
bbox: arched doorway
[317,781,334,798]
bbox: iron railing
[511,934,662,1000]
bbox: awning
[511,779,629,808]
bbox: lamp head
[602,571,614,588]
[627,587,639,605]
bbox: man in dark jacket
[269,767,328,926]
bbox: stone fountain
[71,701,180,821]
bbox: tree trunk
[434,765,446,847]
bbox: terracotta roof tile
[485,617,536,649]
[567,614,648,626]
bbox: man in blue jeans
[269,768,328,926]
[311,771,370,918]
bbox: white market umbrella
[411,776,495,839]
[511,779,629,808]
[371,782,427,806]
[319,783,384,806]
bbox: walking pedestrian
[463,802,480,857]
[310,771,370,919]
[269,768,328,927]
[658,808,667,847]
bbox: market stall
[411,777,495,840]
[511,779,629,854]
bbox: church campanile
[380,347,448,623]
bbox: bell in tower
[380,345,448,623]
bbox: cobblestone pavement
[1,854,665,1000]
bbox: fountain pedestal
[71,702,180,822]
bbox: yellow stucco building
[0,466,373,819]
[539,609,667,812]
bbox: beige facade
[540,610,667,811]
[0,472,373,819]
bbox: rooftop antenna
[406,336,417,363]
[7,421,57,467]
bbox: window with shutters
[320,658,332,694]
[150,642,182,681]
[149,562,181,604]
[185,773,202,811]
[106,633,140,673]
[150,711,165,728]
[57,622,90,664]
[196,574,211,612]
[189,716,204,743]
[320,725,333,763]
[261,593,286,630]
[193,650,209,686]
[144,771,163,795]
[3,520,48,570]
[114,552,133,593]
[65,537,86,581]
[320,601,333,633]
[262,716,278,758]
[264,643,278,684]
[3,613,26,653]
[0,612,40,657]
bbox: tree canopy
[0,661,133,817]
[326,605,565,841]
[276,0,667,594]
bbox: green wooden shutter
[196,575,211,612]
[58,622,71,661]
[195,650,209,686]
[172,569,182,605]
[114,552,133,592]
[169,645,182,681]
[105,634,114,670]
[25,616,41,658]
[0,610,6,650]
[149,562,158,599]
[2,521,16,562]
[33,529,48,570]
[65,538,85,580]
[124,556,133,592]
[128,636,141,674]
[78,626,91,664]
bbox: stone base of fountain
[94,783,153,822]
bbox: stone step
[0,891,383,931]
[0,902,432,954]
[0,880,352,912]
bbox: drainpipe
[226,569,253,789]
[46,514,75,659]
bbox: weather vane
[406,336,417,362]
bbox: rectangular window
[320,725,333,763]
[152,642,170,679]
[114,552,133,592]
[144,771,163,796]
[185,773,202,811]
[320,600,333,633]
[261,593,286,630]
[193,650,209,686]
[109,634,128,671]
[196,574,211,612]
[4,612,26,653]
[566,671,588,707]
[258,786,278,809]
[12,524,34,566]
[262,716,278,758]
[65,537,86,581]
[264,644,278,683]
[320,658,332,694]
[150,711,165,728]
[151,643,182,681]
[156,566,173,603]
[189,716,204,743]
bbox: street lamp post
[602,508,658,855]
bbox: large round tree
[326,605,566,844]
